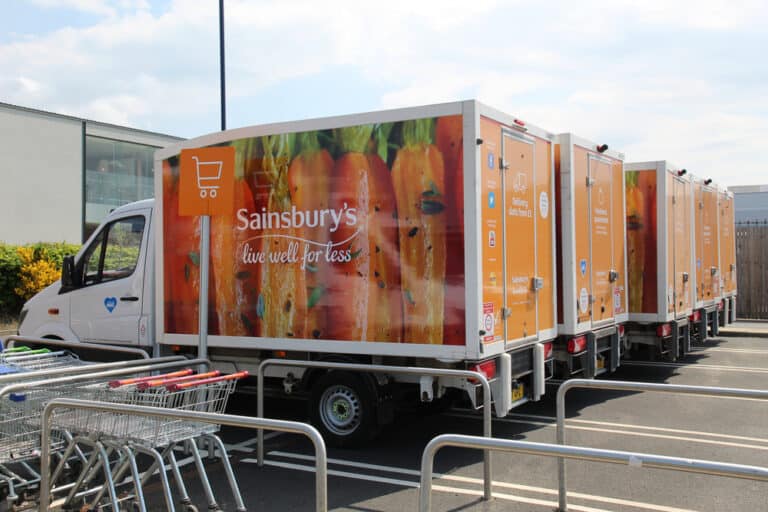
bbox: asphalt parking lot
[141,322,767,512]
[9,323,765,511]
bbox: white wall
[0,106,83,244]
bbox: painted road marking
[689,347,768,355]
[246,451,696,512]
[224,431,283,452]
[621,361,768,373]
[509,413,768,445]
[446,412,768,451]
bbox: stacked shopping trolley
[0,347,90,505]
[0,345,247,511]
[51,369,248,511]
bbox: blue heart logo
[104,297,117,313]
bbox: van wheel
[309,371,378,448]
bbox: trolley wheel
[309,371,378,448]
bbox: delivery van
[552,134,627,378]
[624,161,694,360]
[18,100,557,446]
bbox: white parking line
[224,431,283,452]
[689,347,768,355]
[446,412,768,451]
[621,361,768,373]
[509,413,768,446]
[246,452,696,512]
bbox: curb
[717,328,768,339]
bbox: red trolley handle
[137,370,222,390]
[109,369,194,388]
[166,370,249,391]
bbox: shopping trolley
[0,348,84,372]
[51,369,248,512]
[0,348,92,507]
[192,155,223,198]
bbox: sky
[1,0,767,187]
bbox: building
[730,185,768,224]
[1,102,183,244]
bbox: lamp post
[219,0,226,131]
[198,0,227,369]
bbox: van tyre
[309,371,378,448]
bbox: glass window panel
[80,216,145,286]
[84,136,158,240]
[102,216,145,281]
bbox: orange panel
[695,183,719,304]
[179,147,235,217]
[694,181,704,303]
[503,133,537,339]
[672,175,693,315]
[573,148,590,323]
[588,155,614,323]
[702,186,719,300]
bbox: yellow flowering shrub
[14,247,61,300]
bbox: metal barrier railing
[419,433,768,512]
[0,356,187,386]
[556,379,768,511]
[39,398,328,512]
[4,335,151,359]
[257,359,493,500]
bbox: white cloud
[26,0,150,17]
[620,0,768,30]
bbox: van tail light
[689,310,701,322]
[617,324,625,337]
[469,359,497,381]
[542,342,553,360]
[656,323,672,337]
[567,335,587,354]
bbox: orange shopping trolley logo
[179,147,235,216]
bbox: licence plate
[511,384,525,402]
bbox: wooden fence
[736,222,768,319]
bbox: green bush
[0,244,23,316]
[0,242,80,318]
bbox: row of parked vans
[17,100,737,446]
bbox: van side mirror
[61,255,76,291]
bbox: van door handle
[120,296,139,302]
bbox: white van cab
[19,199,156,349]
